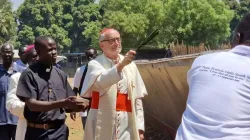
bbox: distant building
[62,53,87,68]
[13,49,19,59]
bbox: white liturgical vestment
[6,73,26,140]
[176,45,250,140]
[81,54,147,140]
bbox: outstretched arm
[94,66,122,89]
[94,50,136,90]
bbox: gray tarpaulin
[135,55,198,140]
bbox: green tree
[163,0,234,46]
[17,0,72,51]
[17,0,102,52]
[71,0,102,51]
[223,0,250,32]
[16,25,34,46]
[99,0,165,49]
[0,0,16,45]
[17,0,234,51]
[88,0,233,49]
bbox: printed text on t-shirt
[199,66,248,82]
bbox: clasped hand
[64,96,89,112]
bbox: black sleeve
[16,71,38,102]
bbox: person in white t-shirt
[176,13,250,140]
[71,48,97,129]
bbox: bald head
[1,43,14,65]
[35,36,55,50]
[18,46,27,56]
[18,46,28,63]
[233,13,250,46]
[1,43,13,52]
[34,36,57,65]
[85,48,97,61]
[235,13,250,33]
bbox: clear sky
[10,0,24,10]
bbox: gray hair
[98,28,119,43]
[99,33,105,43]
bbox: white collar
[104,54,121,64]
[229,45,250,57]
[45,65,52,72]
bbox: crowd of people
[0,27,147,140]
[0,11,250,140]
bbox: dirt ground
[66,113,84,140]
[66,78,84,140]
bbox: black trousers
[81,116,87,130]
[25,124,69,140]
[0,124,16,140]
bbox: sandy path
[66,113,84,140]
[66,78,84,140]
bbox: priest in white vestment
[176,13,250,140]
[6,45,37,140]
[81,28,147,140]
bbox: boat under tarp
[135,50,228,140]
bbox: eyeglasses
[101,38,122,44]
